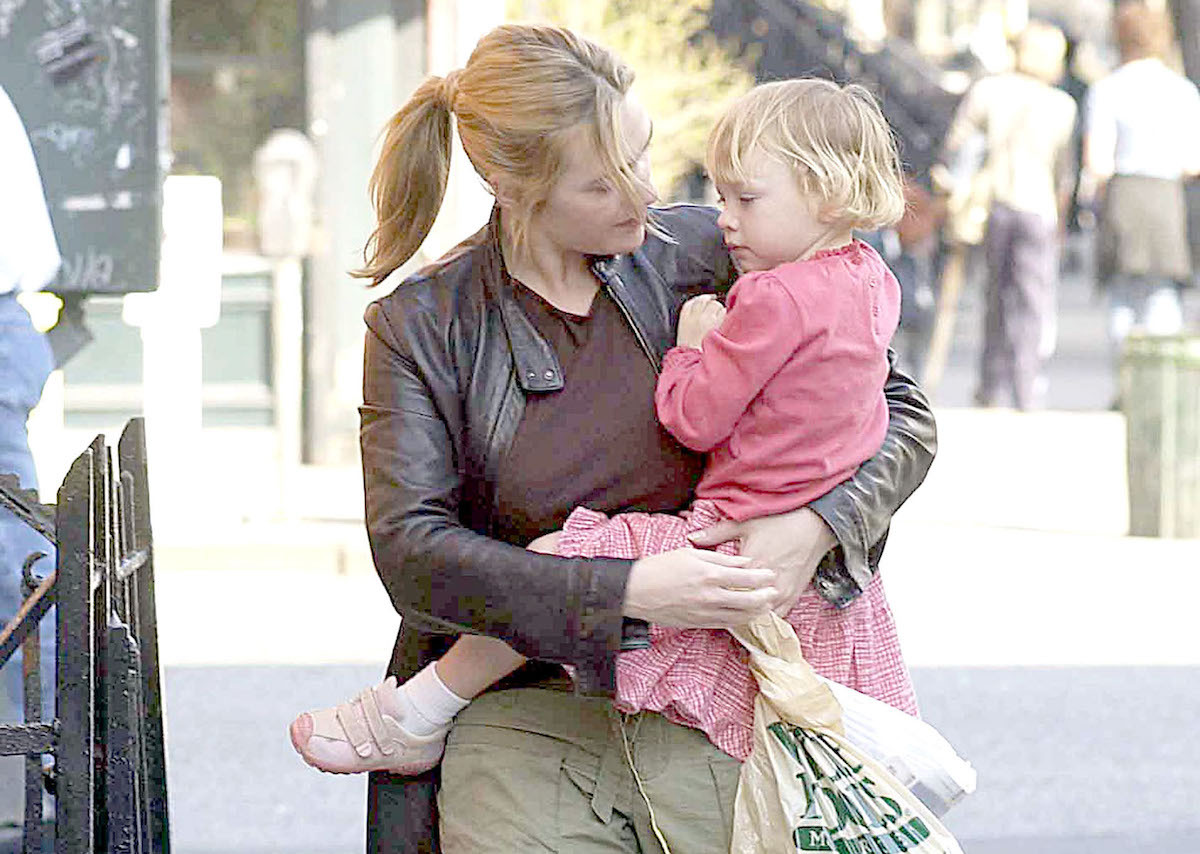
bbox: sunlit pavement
[84,416,1200,853]
[5,234,1200,851]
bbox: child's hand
[677,294,726,349]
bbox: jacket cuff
[807,491,874,601]
[571,556,633,697]
[812,551,862,608]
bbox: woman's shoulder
[365,232,492,346]
[647,203,720,251]
[640,202,731,290]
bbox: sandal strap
[335,699,375,758]
[359,685,397,757]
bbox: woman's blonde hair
[705,78,906,231]
[353,24,647,285]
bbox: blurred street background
[3,0,1200,852]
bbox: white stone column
[123,175,222,536]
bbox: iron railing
[0,418,168,853]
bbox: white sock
[390,663,469,736]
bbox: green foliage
[507,0,756,199]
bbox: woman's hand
[676,294,726,349]
[623,548,777,628]
[687,506,836,615]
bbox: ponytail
[355,25,640,284]
[353,74,455,285]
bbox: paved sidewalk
[6,405,1199,852]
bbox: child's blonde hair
[706,78,906,231]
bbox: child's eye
[739,196,757,204]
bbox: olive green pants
[437,688,741,853]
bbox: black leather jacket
[362,203,936,694]
[361,204,936,851]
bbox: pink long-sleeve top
[655,239,901,521]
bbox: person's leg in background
[1141,279,1184,336]
[1006,209,1060,411]
[0,292,56,722]
[1107,275,1184,362]
[977,204,1016,406]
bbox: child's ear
[816,202,841,225]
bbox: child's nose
[717,208,734,231]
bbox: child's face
[713,148,834,274]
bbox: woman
[344,24,934,854]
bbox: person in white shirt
[1083,1,1200,363]
[0,83,61,720]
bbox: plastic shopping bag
[819,677,976,817]
[729,613,966,854]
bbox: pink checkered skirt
[556,499,918,760]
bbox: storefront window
[170,0,305,250]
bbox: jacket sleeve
[807,348,937,596]
[360,300,631,696]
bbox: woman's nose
[640,178,659,206]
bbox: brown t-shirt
[492,275,704,546]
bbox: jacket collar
[480,206,668,390]
[478,207,565,393]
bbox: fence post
[55,440,100,854]
[119,419,169,853]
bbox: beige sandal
[289,677,449,775]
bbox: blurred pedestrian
[943,21,1078,410]
[1083,1,1200,370]
[0,83,60,720]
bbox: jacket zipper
[485,371,519,529]
[596,261,661,375]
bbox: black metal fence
[0,418,168,854]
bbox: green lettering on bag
[833,833,889,854]
[768,722,822,820]
[819,784,868,832]
[896,817,931,846]
[794,826,834,851]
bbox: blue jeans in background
[0,292,55,721]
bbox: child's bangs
[706,109,762,187]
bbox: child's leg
[434,634,526,699]
[433,530,560,695]
[431,530,564,695]
[289,533,555,775]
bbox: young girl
[291,77,916,774]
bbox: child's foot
[289,674,456,775]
